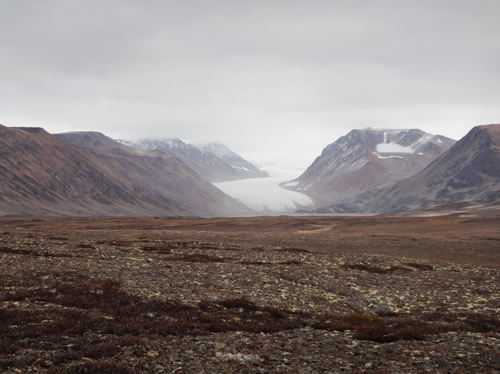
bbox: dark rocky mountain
[119,138,268,182]
[354,124,500,213]
[0,126,249,217]
[283,128,455,207]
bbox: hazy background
[1,0,499,170]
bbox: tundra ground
[0,215,498,373]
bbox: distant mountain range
[118,139,268,182]
[1,123,498,217]
[0,126,249,217]
[300,125,500,214]
[283,128,455,207]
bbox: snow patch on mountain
[376,132,443,154]
[374,153,404,159]
[376,142,414,153]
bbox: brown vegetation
[0,215,498,373]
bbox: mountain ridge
[283,128,455,207]
[0,126,249,217]
[318,124,500,214]
[368,124,500,213]
[119,138,268,182]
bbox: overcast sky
[1,0,499,170]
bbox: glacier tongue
[214,167,313,213]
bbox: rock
[373,302,393,316]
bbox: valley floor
[0,216,499,373]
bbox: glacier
[214,165,313,213]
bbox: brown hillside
[0,126,248,216]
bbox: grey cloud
[0,0,499,169]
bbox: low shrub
[353,325,401,343]
[405,262,434,270]
[48,236,70,241]
[353,324,448,343]
[342,264,411,274]
[170,254,226,263]
[278,247,310,253]
[83,342,120,359]
[461,313,500,333]
[0,246,73,258]
[0,246,37,255]
[46,361,134,374]
[76,243,95,249]
[239,260,302,266]
[51,351,83,366]
[218,297,258,311]
[312,312,383,331]
[140,245,172,253]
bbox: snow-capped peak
[116,138,268,182]
[194,142,238,160]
